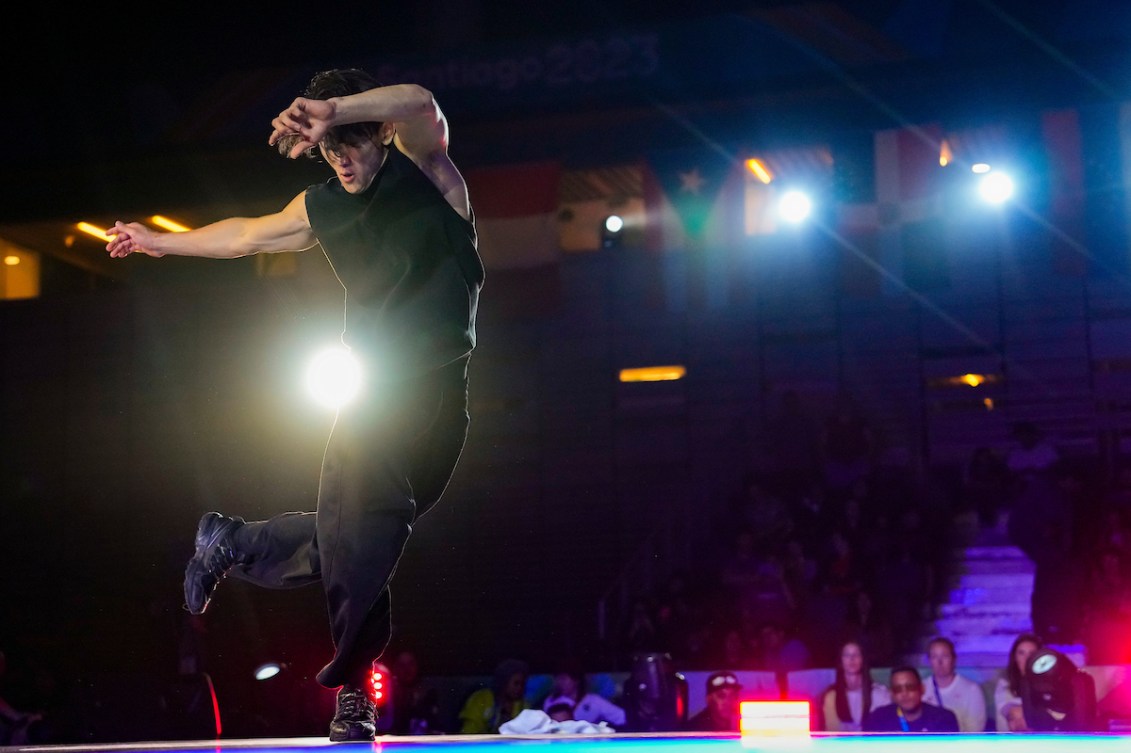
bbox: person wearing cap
[683,671,743,732]
[863,667,959,733]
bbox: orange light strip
[618,365,686,382]
[150,215,192,232]
[745,158,774,184]
[76,222,113,242]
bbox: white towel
[498,709,614,735]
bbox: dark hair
[831,640,875,724]
[889,666,922,687]
[277,68,385,160]
[1006,633,1043,696]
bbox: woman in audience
[819,639,891,732]
[993,632,1043,731]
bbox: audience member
[757,389,824,499]
[819,640,890,732]
[720,529,796,628]
[1021,647,1099,732]
[458,658,529,734]
[540,658,626,729]
[863,666,959,732]
[1005,421,1059,480]
[919,637,988,732]
[753,620,810,676]
[820,390,876,495]
[839,590,896,668]
[683,671,742,732]
[964,446,1011,529]
[388,647,443,735]
[994,633,1042,731]
[1008,463,1083,642]
[714,626,758,671]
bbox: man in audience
[683,671,742,732]
[920,637,988,732]
[863,666,959,733]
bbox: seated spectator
[994,633,1043,731]
[541,658,626,729]
[388,647,443,735]
[458,658,530,734]
[1021,647,1099,732]
[683,671,742,732]
[1005,421,1059,480]
[863,666,959,733]
[753,620,810,675]
[839,589,896,668]
[919,637,988,732]
[819,639,890,732]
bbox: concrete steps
[909,516,1037,667]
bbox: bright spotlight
[978,171,1014,204]
[601,214,625,248]
[254,662,282,681]
[778,190,813,224]
[306,346,362,410]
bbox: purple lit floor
[9,732,1131,753]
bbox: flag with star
[643,146,744,253]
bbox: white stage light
[306,346,362,410]
[778,190,813,224]
[979,171,1015,204]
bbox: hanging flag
[835,123,948,296]
[643,146,742,253]
[464,160,562,318]
[642,146,744,311]
[465,160,562,269]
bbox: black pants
[228,357,470,688]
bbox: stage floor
[8,732,1131,753]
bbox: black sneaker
[329,685,377,742]
[183,512,245,615]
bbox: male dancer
[106,68,484,741]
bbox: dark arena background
[6,1,1131,751]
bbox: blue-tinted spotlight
[778,190,813,224]
[979,171,1014,204]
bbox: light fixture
[619,365,686,383]
[978,171,1014,204]
[254,662,284,681]
[601,214,624,248]
[305,346,363,410]
[778,190,813,224]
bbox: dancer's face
[319,134,388,194]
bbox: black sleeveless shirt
[304,144,484,381]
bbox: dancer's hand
[106,221,165,258]
[270,97,337,159]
